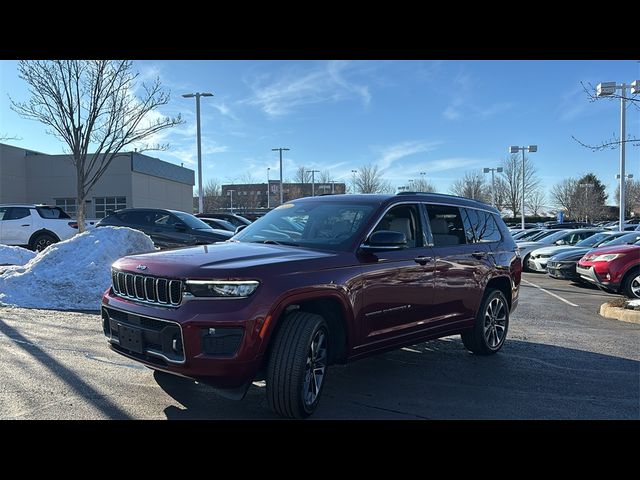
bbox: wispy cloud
[442,68,513,120]
[212,102,239,122]
[374,140,443,172]
[243,61,371,117]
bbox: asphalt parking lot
[0,272,638,420]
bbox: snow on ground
[628,299,640,307]
[0,245,37,266]
[0,226,155,311]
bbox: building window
[94,196,126,218]
[55,198,77,216]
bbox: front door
[0,207,34,246]
[358,204,436,347]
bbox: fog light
[201,327,244,356]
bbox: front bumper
[528,257,550,273]
[101,292,266,389]
[546,261,579,280]
[576,264,619,289]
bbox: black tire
[622,268,640,299]
[30,232,57,252]
[266,311,329,419]
[461,289,509,355]
[521,254,531,272]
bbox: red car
[576,243,640,298]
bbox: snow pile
[0,226,155,311]
[0,245,36,266]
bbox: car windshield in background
[172,211,214,230]
[233,201,375,252]
[600,232,640,246]
[575,232,612,247]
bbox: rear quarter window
[36,207,71,219]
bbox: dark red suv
[102,193,521,418]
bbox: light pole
[182,92,214,214]
[579,183,594,222]
[616,173,634,222]
[310,169,320,196]
[227,189,235,213]
[483,166,503,208]
[596,80,640,231]
[272,147,290,205]
[267,167,271,209]
[509,145,537,229]
[351,169,358,193]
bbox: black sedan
[96,208,233,249]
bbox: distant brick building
[220,180,346,210]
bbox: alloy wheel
[483,297,507,349]
[303,328,327,407]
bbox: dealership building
[0,143,195,218]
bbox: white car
[0,204,93,251]
[518,229,603,272]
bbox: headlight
[185,280,260,298]
[591,253,624,262]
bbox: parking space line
[521,279,579,307]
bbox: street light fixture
[272,148,290,205]
[227,189,235,213]
[310,169,320,196]
[182,92,214,214]
[579,183,594,222]
[483,166,503,208]
[508,144,537,229]
[596,80,640,231]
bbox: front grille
[111,269,183,306]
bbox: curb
[599,302,640,324]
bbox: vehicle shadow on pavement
[0,318,133,419]
[151,337,639,420]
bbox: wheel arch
[485,275,512,310]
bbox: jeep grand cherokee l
[102,193,521,418]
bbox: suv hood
[112,241,339,279]
[550,248,592,261]
[530,245,576,257]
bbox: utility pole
[272,147,290,205]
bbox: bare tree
[202,178,224,212]
[550,178,578,219]
[410,176,437,193]
[294,166,312,183]
[526,189,547,217]
[499,153,541,218]
[615,178,640,218]
[318,170,333,183]
[0,133,21,141]
[11,60,182,231]
[354,164,393,193]
[449,170,490,202]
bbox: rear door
[1,207,34,246]
[425,204,490,325]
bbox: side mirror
[360,230,407,252]
[175,222,188,231]
[234,224,247,234]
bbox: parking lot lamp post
[228,189,235,213]
[310,170,320,196]
[509,145,537,229]
[351,170,358,193]
[483,166,503,208]
[596,80,640,231]
[272,148,290,205]
[267,167,271,209]
[182,92,213,214]
[579,183,594,222]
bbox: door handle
[471,251,487,259]
[21,224,30,227]
[414,256,433,265]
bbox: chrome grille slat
[111,269,182,307]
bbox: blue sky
[1,60,639,208]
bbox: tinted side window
[0,207,7,221]
[7,207,31,220]
[117,211,153,225]
[463,208,502,243]
[36,206,70,219]
[426,205,466,247]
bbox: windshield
[575,232,611,247]
[600,232,640,247]
[172,211,214,230]
[513,229,541,240]
[526,229,561,242]
[233,201,376,252]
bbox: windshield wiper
[251,239,299,246]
